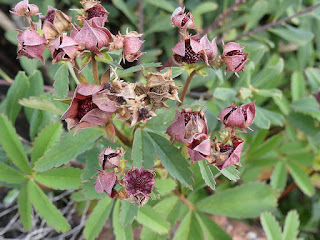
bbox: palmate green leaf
[132,129,155,169]
[5,71,29,124]
[18,183,32,231]
[119,201,139,227]
[283,210,300,240]
[291,72,306,101]
[113,200,133,240]
[254,88,283,98]
[147,132,194,188]
[197,182,277,218]
[244,0,268,32]
[196,212,231,240]
[198,161,216,190]
[291,96,320,121]
[83,197,113,240]
[0,114,31,174]
[173,211,203,240]
[54,63,69,98]
[269,25,314,46]
[144,14,172,35]
[271,161,287,191]
[193,2,218,28]
[28,180,70,233]
[260,212,282,240]
[213,88,237,101]
[153,196,181,225]
[305,67,320,92]
[140,228,166,240]
[220,165,240,182]
[137,204,170,235]
[247,134,283,160]
[155,179,177,196]
[31,121,63,164]
[255,107,285,129]
[19,95,67,115]
[34,167,82,190]
[287,161,315,197]
[288,112,320,136]
[81,179,106,200]
[0,162,27,184]
[34,128,102,172]
[117,62,162,77]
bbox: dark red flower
[219,101,255,131]
[123,167,156,206]
[81,0,109,23]
[49,35,79,63]
[221,42,248,77]
[200,34,218,65]
[60,84,116,133]
[166,108,208,143]
[186,133,211,163]
[171,7,195,30]
[211,136,244,170]
[172,35,203,65]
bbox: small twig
[278,170,317,200]
[203,0,247,35]
[179,65,206,106]
[91,53,100,85]
[233,3,320,41]
[175,190,194,211]
[113,122,133,147]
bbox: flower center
[77,97,97,119]
[86,5,107,19]
[220,144,232,153]
[125,169,155,195]
[226,50,242,56]
[182,39,200,64]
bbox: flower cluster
[11,0,144,65]
[94,146,155,206]
[171,7,248,76]
[166,101,255,169]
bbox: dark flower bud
[171,7,195,30]
[219,101,255,131]
[10,0,39,17]
[123,167,156,207]
[17,29,46,64]
[221,42,248,77]
[98,147,124,170]
[50,35,79,63]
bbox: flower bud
[123,167,156,206]
[98,147,124,170]
[221,42,248,77]
[50,35,79,63]
[219,101,255,131]
[95,170,117,198]
[81,0,109,22]
[186,133,211,162]
[171,7,195,30]
[200,35,218,65]
[17,29,46,64]
[122,31,145,62]
[10,0,39,16]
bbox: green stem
[91,53,99,85]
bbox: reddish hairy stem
[175,189,194,211]
[112,122,133,147]
[91,53,99,85]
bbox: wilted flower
[49,35,78,63]
[166,108,208,143]
[123,167,156,206]
[73,20,112,54]
[60,84,116,133]
[17,29,46,64]
[98,147,124,170]
[81,0,109,23]
[172,35,203,65]
[122,31,145,62]
[129,97,155,126]
[219,101,255,131]
[186,133,211,162]
[10,0,39,16]
[95,170,117,198]
[41,6,72,40]
[200,35,218,65]
[210,136,244,170]
[171,7,195,29]
[145,68,180,109]
[221,42,248,77]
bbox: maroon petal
[166,110,185,142]
[223,42,244,53]
[218,142,244,169]
[95,171,116,197]
[92,91,117,112]
[123,36,144,56]
[80,108,111,126]
[226,107,246,129]
[61,97,79,120]
[172,40,186,56]
[76,84,103,97]
[189,38,203,54]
